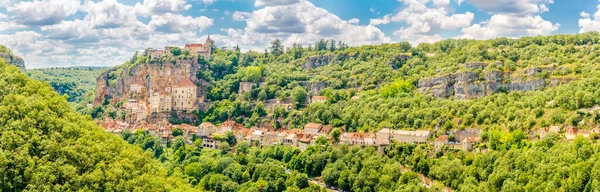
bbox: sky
[0,0,599,68]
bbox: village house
[172,78,197,111]
[202,136,221,149]
[549,126,561,133]
[341,132,376,146]
[311,96,327,103]
[578,130,590,138]
[304,123,323,135]
[565,126,578,140]
[217,120,236,135]
[319,125,333,136]
[150,91,173,113]
[198,122,216,137]
[461,137,477,151]
[376,128,431,144]
[434,135,449,150]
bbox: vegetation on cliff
[0,59,193,191]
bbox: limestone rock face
[418,66,573,99]
[93,58,208,106]
[0,53,26,72]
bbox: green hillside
[140,32,600,133]
[0,59,193,191]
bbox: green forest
[27,67,106,110]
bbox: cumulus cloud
[149,13,213,33]
[459,14,559,39]
[6,0,80,26]
[579,4,600,33]
[254,0,299,7]
[348,18,360,24]
[232,11,252,21]
[241,0,390,48]
[134,0,192,16]
[467,0,553,15]
[372,0,474,44]
[458,0,558,40]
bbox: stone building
[184,36,212,59]
[172,78,197,111]
[150,91,172,113]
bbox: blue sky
[0,0,599,68]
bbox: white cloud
[232,11,252,21]
[373,0,474,44]
[459,14,559,39]
[134,0,192,16]
[579,4,600,33]
[581,11,590,19]
[202,0,218,6]
[254,0,299,7]
[467,0,553,15]
[83,0,141,29]
[348,18,360,24]
[6,0,80,26]
[149,13,213,33]
[458,0,558,40]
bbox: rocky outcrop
[0,53,26,72]
[418,65,574,99]
[93,58,208,106]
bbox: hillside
[0,45,26,72]
[0,59,193,190]
[94,32,600,134]
[27,67,107,110]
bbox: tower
[205,35,212,54]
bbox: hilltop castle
[148,36,213,60]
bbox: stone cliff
[418,64,574,99]
[0,53,26,72]
[94,58,208,106]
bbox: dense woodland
[27,67,106,110]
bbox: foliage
[0,60,193,191]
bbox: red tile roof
[176,78,196,87]
[304,123,323,130]
[185,43,203,48]
[436,135,449,142]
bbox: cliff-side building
[184,36,212,59]
[172,78,197,111]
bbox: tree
[170,47,182,56]
[294,173,309,189]
[172,128,184,137]
[291,86,308,105]
[270,39,284,57]
[331,128,341,143]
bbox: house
[578,130,591,138]
[202,136,221,149]
[150,91,173,113]
[217,120,236,134]
[198,122,216,137]
[376,128,431,143]
[341,132,376,146]
[311,96,327,103]
[264,98,294,111]
[461,137,477,151]
[435,135,449,150]
[565,126,578,140]
[304,123,323,135]
[172,78,197,111]
[319,125,333,136]
[549,126,561,133]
